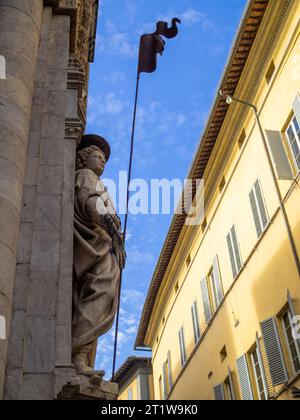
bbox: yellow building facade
[136,0,300,400]
[114,357,154,401]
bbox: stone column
[0,0,43,398]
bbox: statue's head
[76,135,111,177]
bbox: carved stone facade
[0,0,108,400]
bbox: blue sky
[86,0,247,378]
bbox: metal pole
[112,72,141,380]
[220,92,300,277]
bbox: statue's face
[85,148,106,176]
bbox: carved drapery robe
[72,168,121,354]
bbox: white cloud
[181,9,206,25]
[105,71,126,83]
[105,92,124,114]
[122,288,145,305]
[98,32,137,59]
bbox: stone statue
[72,134,126,377]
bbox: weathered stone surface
[13,264,30,311]
[57,376,118,400]
[30,230,60,272]
[0,243,16,302]
[55,325,72,366]
[0,157,24,211]
[3,368,22,400]
[25,157,39,187]
[0,196,21,252]
[34,193,62,232]
[6,310,25,368]
[27,271,58,317]
[23,373,54,400]
[21,186,37,223]
[23,317,55,373]
[37,164,64,195]
[0,0,43,399]
[17,223,33,264]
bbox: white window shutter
[214,384,225,401]
[200,277,211,323]
[213,255,224,305]
[260,317,288,386]
[237,354,254,400]
[287,290,300,353]
[265,130,293,180]
[293,95,300,125]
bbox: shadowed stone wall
[0,0,98,400]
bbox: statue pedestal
[57,374,118,400]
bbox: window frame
[178,326,187,368]
[250,346,268,400]
[191,300,201,344]
[127,387,133,400]
[281,310,300,375]
[285,114,300,172]
[227,225,242,278]
[249,179,269,238]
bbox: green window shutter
[213,255,224,305]
[293,95,300,125]
[260,317,288,386]
[227,233,237,278]
[237,354,254,400]
[250,189,262,237]
[201,277,211,323]
[214,384,225,400]
[254,180,268,229]
[265,130,293,180]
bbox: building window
[191,301,201,344]
[282,310,300,374]
[127,387,133,400]
[208,268,218,314]
[286,115,300,171]
[249,179,268,238]
[227,225,242,278]
[224,376,235,400]
[250,346,267,400]
[178,327,187,367]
